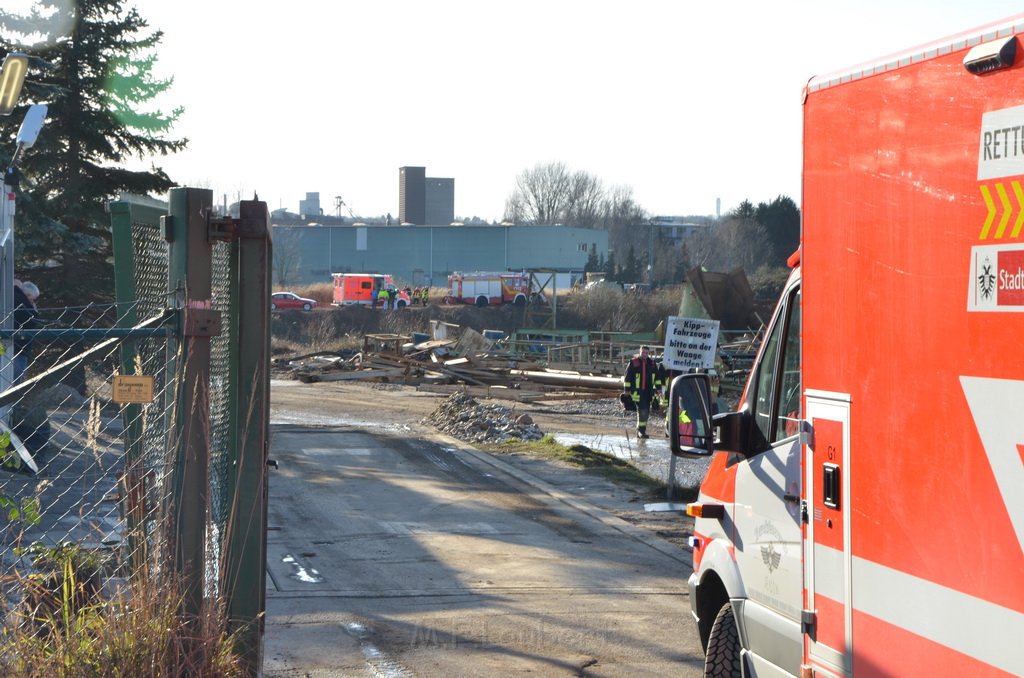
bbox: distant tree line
[504,162,800,297]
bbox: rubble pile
[423,392,545,444]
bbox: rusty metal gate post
[166,187,217,625]
[217,199,271,674]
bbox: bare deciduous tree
[272,231,303,288]
[504,162,573,225]
[504,162,610,227]
[565,171,604,227]
[688,216,772,273]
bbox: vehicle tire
[270,303,277,311]
[397,299,407,309]
[475,296,488,308]
[704,603,741,678]
[513,295,526,306]
[302,303,311,311]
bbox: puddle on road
[552,431,662,461]
[552,431,711,489]
[271,410,413,433]
[282,553,324,583]
[344,621,413,678]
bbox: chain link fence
[0,297,175,582]
[0,206,235,585]
[0,191,269,671]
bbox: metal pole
[167,187,214,625]
[0,176,14,422]
[648,221,654,285]
[224,199,271,675]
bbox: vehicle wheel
[302,303,311,311]
[513,295,526,306]
[270,303,277,311]
[397,299,406,309]
[704,603,741,678]
[475,296,488,307]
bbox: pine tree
[754,195,801,266]
[604,250,617,282]
[1,0,185,302]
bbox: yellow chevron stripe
[980,184,996,239]
[1013,181,1024,239]
[995,183,1012,239]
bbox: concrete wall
[272,224,608,288]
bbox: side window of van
[749,287,801,451]
[775,291,801,441]
[361,282,371,290]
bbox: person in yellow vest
[623,345,663,439]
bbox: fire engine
[669,16,1024,677]
[445,271,530,307]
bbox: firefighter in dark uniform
[624,345,663,438]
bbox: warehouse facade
[272,223,608,288]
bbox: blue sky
[22,1,1024,220]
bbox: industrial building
[271,223,606,288]
[398,166,454,225]
[272,165,610,287]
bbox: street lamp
[0,53,44,427]
[0,52,28,117]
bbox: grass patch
[482,434,668,498]
[0,543,243,677]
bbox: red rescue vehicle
[331,273,411,308]
[670,16,1024,677]
[446,271,530,307]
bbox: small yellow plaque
[112,375,155,404]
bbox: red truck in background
[668,16,1024,678]
[331,273,411,308]
[445,271,530,307]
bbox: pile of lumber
[273,330,623,402]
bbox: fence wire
[207,240,233,595]
[0,298,174,587]
[0,219,185,592]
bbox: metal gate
[0,187,271,672]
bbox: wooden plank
[297,368,406,383]
[415,384,546,402]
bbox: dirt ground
[269,378,697,551]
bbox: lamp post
[0,52,45,414]
[0,53,28,117]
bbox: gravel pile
[423,392,546,444]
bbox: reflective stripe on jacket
[624,357,662,396]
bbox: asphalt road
[262,423,706,677]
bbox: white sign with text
[662,316,720,371]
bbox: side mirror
[668,373,714,457]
